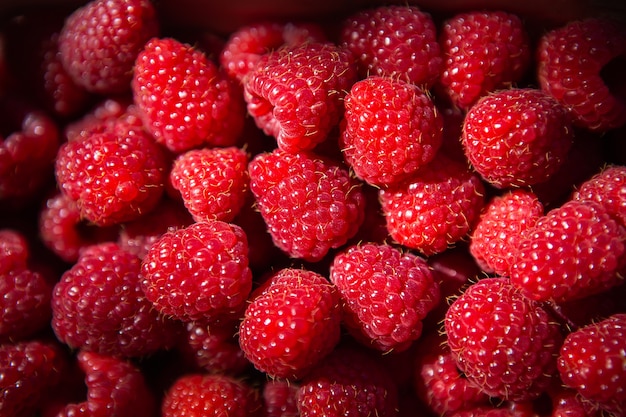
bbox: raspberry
[537,18,626,132]
[462,88,574,188]
[141,220,252,322]
[220,21,327,82]
[340,76,443,186]
[249,149,365,262]
[329,242,440,352]
[550,388,601,417]
[169,146,250,223]
[296,344,399,417]
[63,96,136,142]
[132,37,245,153]
[58,0,159,94]
[379,153,485,256]
[161,373,263,417]
[339,5,442,87]
[469,190,544,276]
[509,199,626,302]
[573,164,626,227]
[0,229,29,274]
[263,379,300,417]
[243,42,356,152]
[55,128,168,226]
[444,277,563,401]
[239,268,342,380]
[57,350,157,417]
[438,11,531,110]
[51,242,181,357]
[558,313,626,416]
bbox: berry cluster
[1,0,625,416]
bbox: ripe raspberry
[170,146,249,223]
[58,0,159,94]
[263,379,300,417]
[133,37,245,153]
[446,405,538,417]
[550,388,602,417]
[573,164,626,227]
[438,11,531,110]
[340,76,443,186]
[57,350,157,417]
[0,229,29,274]
[537,18,626,132]
[558,313,626,416]
[162,373,263,417]
[243,42,356,152]
[469,190,544,276]
[330,243,440,352]
[296,344,399,417]
[462,88,574,188]
[339,5,442,87]
[239,268,342,380]
[141,220,252,322]
[379,153,485,256]
[220,21,327,82]
[444,277,563,401]
[52,242,181,357]
[64,96,136,142]
[249,149,365,262]
[55,128,168,226]
[509,199,626,302]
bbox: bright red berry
[573,164,626,227]
[444,277,563,401]
[133,37,245,153]
[239,268,342,380]
[339,5,442,87]
[438,11,531,110]
[340,76,443,186]
[263,379,300,417]
[243,42,357,152]
[462,88,573,189]
[537,18,626,132]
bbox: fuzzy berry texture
[340,5,442,87]
[169,146,249,223]
[263,379,300,417]
[444,277,564,401]
[340,76,443,186]
[509,199,626,302]
[0,229,29,274]
[573,164,626,227]
[537,18,626,132]
[330,243,440,352]
[243,42,356,152]
[239,268,342,380]
[249,149,365,262]
[58,0,159,94]
[462,88,573,189]
[379,153,485,256]
[469,190,544,276]
[141,220,252,322]
[438,11,531,110]
[133,37,245,153]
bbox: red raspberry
[243,42,356,152]
[340,76,443,186]
[558,313,626,416]
[469,190,544,276]
[263,379,300,417]
[162,373,263,417]
[170,146,250,223]
[330,243,440,352]
[438,11,531,110]
[339,5,442,87]
[239,268,342,380]
[537,18,626,132]
[141,220,252,322]
[57,350,157,417]
[132,37,245,153]
[462,88,574,189]
[510,199,626,302]
[296,344,399,417]
[51,242,181,357]
[55,128,168,226]
[0,229,29,274]
[0,340,68,417]
[63,96,135,142]
[249,149,365,262]
[573,164,626,227]
[444,277,563,401]
[220,21,327,82]
[550,388,602,417]
[446,405,538,417]
[58,0,159,94]
[379,153,485,256]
